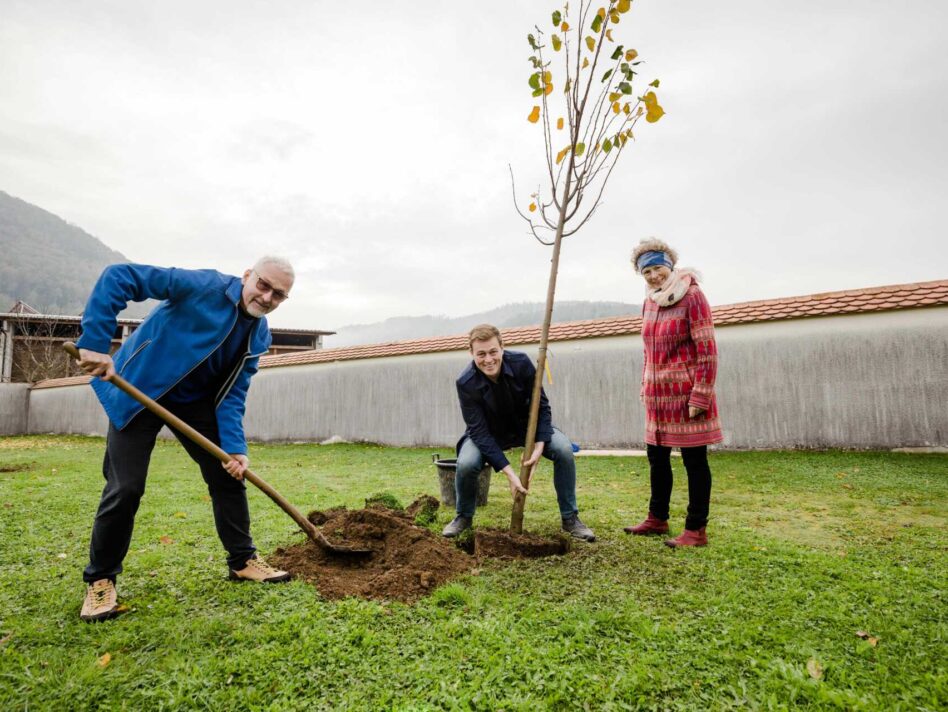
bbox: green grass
[0,435,945,710]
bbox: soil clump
[271,497,569,604]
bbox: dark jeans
[456,428,579,519]
[646,444,712,531]
[83,399,256,583]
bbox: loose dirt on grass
[271,497,568,604]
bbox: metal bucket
[432,454,491,508]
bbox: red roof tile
[31,279,948,389]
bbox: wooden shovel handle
[62,341,321,540]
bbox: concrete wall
[16,306,948,449]
[0,384,30,435]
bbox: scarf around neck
[647,268,697,307]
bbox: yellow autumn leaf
[606,29,614,42]
[586,36,595,51]
[544,83,553,95]
[582,57,589,68]
[596,7,606,19]
[561,21,570,31]
[159,535,174,545]
[552,34,562,51]
[623,102,631,114]
[527,106,541,123]
[557,117,564,130]
[806,659,823,680]
[98,653,112,668]
[610,11,620,23]
[609,92,622,102]
[643,91,665,123]
[617,0,631,12]
[612,101,620,114]
[542,70,552,85]
[556,145,571,164]
[528,202,537,212]
[625,49,638,61]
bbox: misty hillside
[0,190,149,316]
[326,300,642,348]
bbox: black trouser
[646,444,712,531]
[83,398,255,583]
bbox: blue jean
[456,427,579,519]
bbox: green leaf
[611,46,624,60]
[529,73,541,90]
[619,81,632,94]
[552,10,562,26]
[552,34,562,51]
[532,87,544,97]
[574,142,586,156]
[603,138,613,153]
[649,78,660,87]
[601,68,613,82]
[591,14,603,33]
[528,34,539,50]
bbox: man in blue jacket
[443,324,595,542]
[73,256,295,622]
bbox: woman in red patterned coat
[623,238,723,547]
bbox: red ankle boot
[623,512,669,535]
[664,527,708,548]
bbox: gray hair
[630,238,678,273]
[253,255,295,280]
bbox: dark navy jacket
[76,264,271,455]
[455,350,554,472]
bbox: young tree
[509,0,665,532]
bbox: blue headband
[637,250,673,271]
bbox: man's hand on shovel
[223,454,249,480]
[76,348,116,380]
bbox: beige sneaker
[229,556,292,583]
[80,579,120,622]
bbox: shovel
[64,342,370,555]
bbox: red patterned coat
[640,278,723,447]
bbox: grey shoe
[442,515,473,538]
[562,514,596,542]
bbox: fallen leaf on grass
[0,632,12,647]
[56,553,67,559]
[159,536,174,545]
[174,512,187,519]
[855,631,879,646]
[806,658,823,680]
[97,652,112,668]
[115,604,131,614]
[841,483,854,490]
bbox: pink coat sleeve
[686,287,718,411]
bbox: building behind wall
[0,301,334,383]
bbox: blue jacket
[455,350,554,472]
[76,264,271,454]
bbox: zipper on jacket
[118,339,152,376]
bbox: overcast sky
[2,0,946,330]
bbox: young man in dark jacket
[444,324,595,542]
[73,256,295,622]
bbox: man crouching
[443,324,595,542]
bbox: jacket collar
[226,275,244,305]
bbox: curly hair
[630,238,678,273]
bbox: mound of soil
[271,501,473,603]
[271,498,569,604]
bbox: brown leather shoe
[664,527,708,548]
[623,512,669,535]
[228,556,292,583]
[80,579,120,622]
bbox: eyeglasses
[252,270,290,302]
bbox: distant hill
[0,190,147,316]
[326,300,642,348]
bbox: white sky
[2,0,946,329]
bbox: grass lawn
[0,435,945,710]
